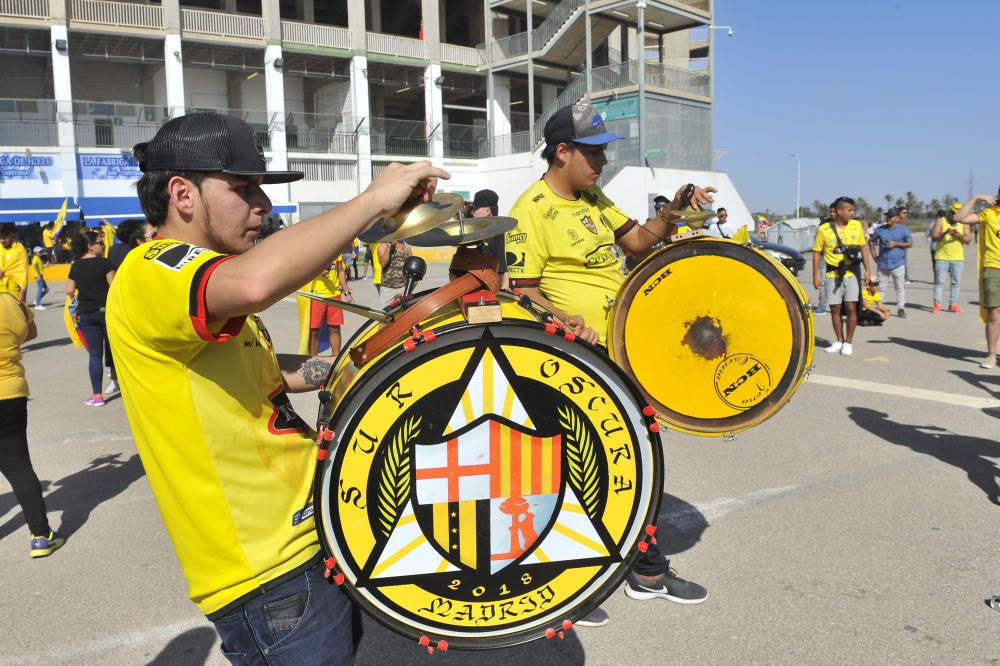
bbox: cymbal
[407,216,518,247]
[668,207,717,228]
[359,193,464,243]
[295,291,393,323]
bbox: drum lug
[544,620,575,640]
[323,556,345,586]
[722,432,736,443]
[418,635,449,653]
[403,327,438,353]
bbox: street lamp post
[789,153,800,218]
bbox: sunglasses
[654,203,668,210]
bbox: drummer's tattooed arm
[278,354,333,393]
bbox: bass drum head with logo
[315,320,662,649]
[609,237,814,436]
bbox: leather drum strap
[349,268,499,367]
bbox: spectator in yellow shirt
[304,257,352,356]
[30,247,48,310]
[953,192,1000,368]
[0,224,29,303]
[860,280,890,325]
[930,205,971,313]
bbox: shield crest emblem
[413,419,562,573]
[580,215,598,234]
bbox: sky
[712,0,1000,215]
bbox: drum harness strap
[349,250,500,367]
[824,220,862,289]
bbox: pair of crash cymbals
[359,192,516,246]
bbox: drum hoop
[611,238,810,434]
[314,319,664,649]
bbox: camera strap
[825,220,861,286]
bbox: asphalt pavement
[2,237,999,665]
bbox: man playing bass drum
[505,103,713,626]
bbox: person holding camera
[812,196,875,356]
[869,207,913,318]
[929,205,971,314]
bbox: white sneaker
[840,342,853,356]
[105,380,119,396]
[825,342,843,353]
[33,304,46,310]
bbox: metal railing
[370,117,429,157]
[366,32,427,60]
[674,0,710,11]
[439,42,485,67]
[484,0,584,61]
[288,158,357,182]
[286,129,356,154]
[490,132,532,157]
[281,20,351,50]
[443,123,487,158]
[181,8,265,40]
[0,120,58,146]
[0,0,48,19]
[70,0,163,29]
[641,61,710,97]
[74,120,162,148]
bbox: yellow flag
[51,198,68,237]
[732,225,751,243]
[102,220,115,258]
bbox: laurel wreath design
[558,406,601,519]
[376,415,422,538]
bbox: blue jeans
[77,310,115,394]
[33,278,48,307]
[211,561,358,666]
[933,260,964,307]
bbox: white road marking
[660,485,797,530]
[809,373,1000,410]
[0,618,215,665]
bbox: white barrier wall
[602,166,754,234]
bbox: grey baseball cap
[543,104,624,146]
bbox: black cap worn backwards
[544,104,624,147]
[133,113,303,184]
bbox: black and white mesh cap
[133,114,303,184]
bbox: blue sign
[0,153,55,179]
[591,96,638,121]
[78,153,143,180]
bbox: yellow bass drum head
[609,237,814,436]
[315,318,662,649]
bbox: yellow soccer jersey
[812,219,865,278]
[978,207,1000,270]
[506,179,635,345]
[306,257,344,298]
[42,228,53,249]
[0,242,28,298]
[934,218,967,262]
[31,254,44,278]
[371,242,383,284]
[107,239,319,617]
[862,290,882,310]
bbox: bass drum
[315,294,662,649]
[608,236,814,437]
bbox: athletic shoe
[575,607,610,627]
[624,569,708,604]
[33,304,46,311]
[30,531,65,558]
[105,380,119,396]
[949,305,962,313]
[981,357,996,370]
[904,280,913,285]
[931,304,941,314]
[989,595,1000,612]
[813,308,829,316]
[840,342,853,356]
[897,309,907,318]
[85,395,106,407]
[825,342,843,354]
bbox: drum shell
[608,236,814,436]
[315,295,663,649]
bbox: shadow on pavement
[0,453,145,542]
[656,492,709,557]
[848,407,1000,505]
[355,613,585,665]
[951,370,1000,399]
[21,337,72,353]
[145,627,217,666]
[869,336,983,363]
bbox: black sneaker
[624,568,708,604]
[897,309,907,318]
[575,606,610,627]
